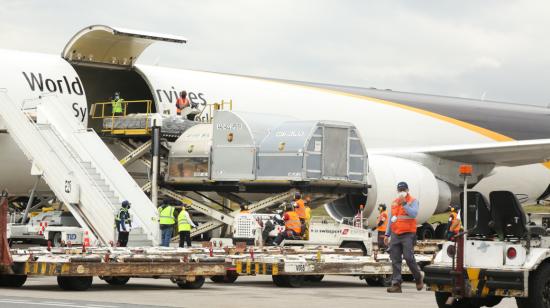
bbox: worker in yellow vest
[178,205,197,248]
[111,92,124,115]
[158,199,176,247]
[304,195,312,240]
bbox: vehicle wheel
[52,232,63,247]
[286,275,304,288]
[434,223,448,240]
[365,275,391,287]
[434,292,479,308]
[305,275,324,282]
[177,276,205,289]
[210,275,225,283]
[0,275,27,288]
[103,276,130,286]
[210,271,238,283]
[516,297,531,308]
[57,276,93,291]
[523,263,550,308]
[470,297,502,307]
[402,274,414,282]
[340,241,367,256]
[417,223,435,240]
[272,275,289,287]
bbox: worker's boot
[416,272,425,291]
[387,283,402,293]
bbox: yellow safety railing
[90,100,153,135]
[196,99,233,123]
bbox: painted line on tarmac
[0,299,120,308]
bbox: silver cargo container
[257,120,367,183]
[210,111,292,181]
[167,123,212,183]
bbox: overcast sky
[1,0,550,106]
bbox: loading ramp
[0,92,159,246]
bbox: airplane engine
[325,154,454,227]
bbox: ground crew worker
[304,196,312,240]
[293,192,307,235]
[239,204,250,214]
[115,200,132,247]
[158,199,176,247]
[111,92,124,116]
[375,204,388,251]
[354,204,365,228]
[178,205,197,248]
[274,203,302,245]
[447,204,462,240]
[175,91,190,116]
[384,182,424,293]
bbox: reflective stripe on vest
[295,199,306,219]
[178,210,191,231]
[449,212,461,233]
[112,99,123,113]
[159,206,176,225]
[390,196,417,235]
[285,211,302,234]
[377,211,388,232]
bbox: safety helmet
[121,200,131,207]
[286,202,295,211]
[397,182,409,191]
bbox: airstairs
[0,91,159,246]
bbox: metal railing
[196,99,233,123]
[90,100,153,135]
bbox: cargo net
[103,114,197,139]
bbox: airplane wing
[371,139,550,166]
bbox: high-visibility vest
[285,211,302,234]
[176,98,189,115]
[112,98,124,114]
[449,212,461,233]
[377,210,388,232]
[390,196,417,235]
[178,209,191,231]
[115,208,131,231]
[159,205,176,225]
[295,199,306,219]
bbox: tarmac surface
[0,275,519,308]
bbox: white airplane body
[1,25,550,226]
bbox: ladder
[0,92,159,246]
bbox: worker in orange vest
[447,204,462,240]
[175,91,190,116]
[375,204,388,251]
[274,203,302,245]
[384,181,424,293]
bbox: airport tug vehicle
[424,166,550,308]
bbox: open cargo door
[62,25,187,68]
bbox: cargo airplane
[1,25,550,236]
